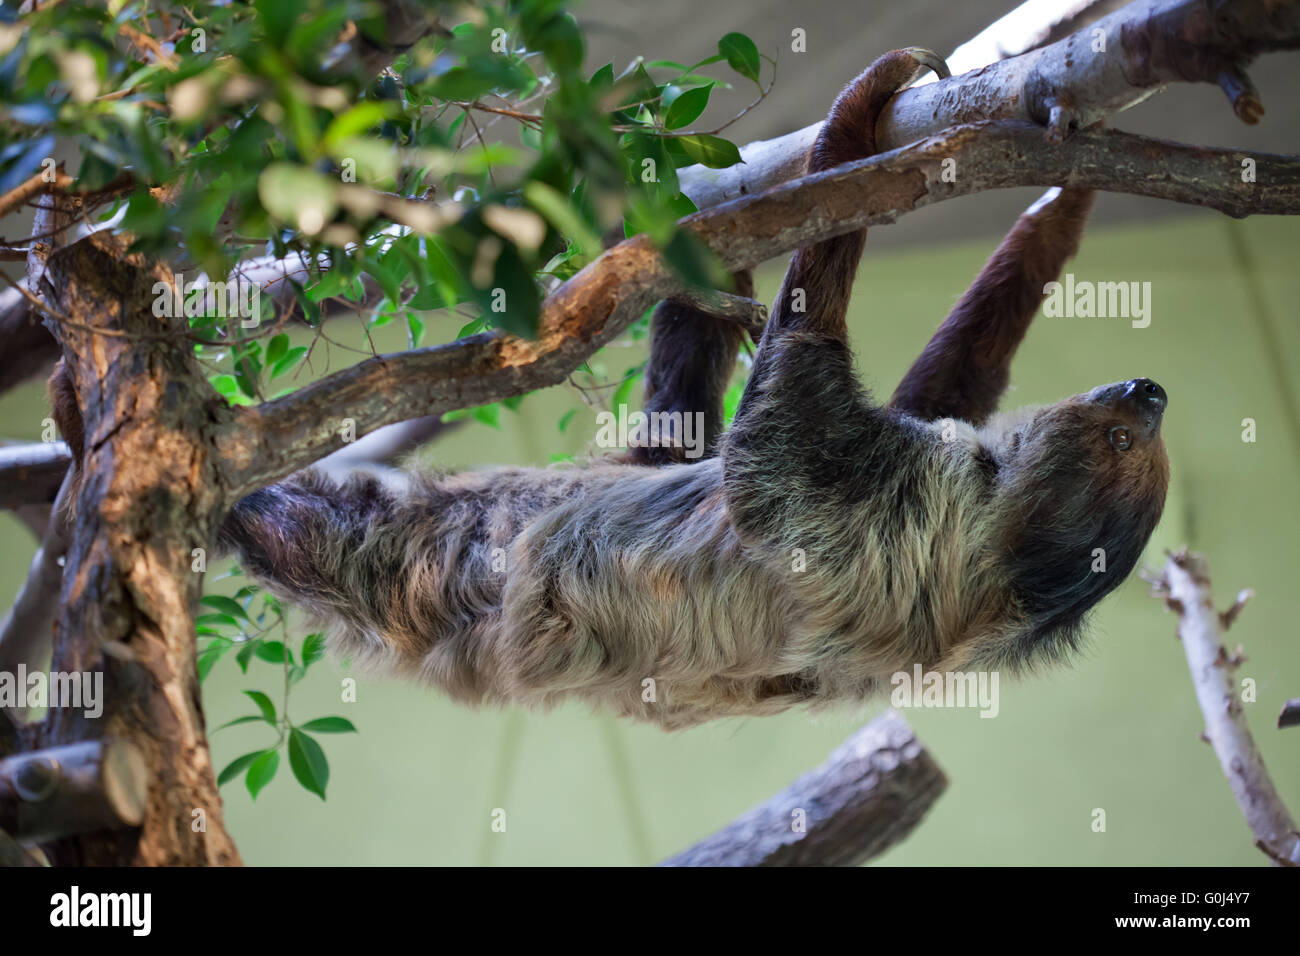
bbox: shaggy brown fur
[58,51,1171,730]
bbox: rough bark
[36,232,240,865]
[678,0,1300,208]
[661,710,947,866]
[219,123,1300,496]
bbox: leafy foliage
[1,0,767,401]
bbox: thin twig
[1154,549,1300,866]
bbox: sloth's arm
[623,271,752,466]
[889,187,1095,425]
[724,49,947,537]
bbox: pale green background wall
[2,200,1296,864]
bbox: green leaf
[265,333,290,367]
[406,312,425,348]
[456,317,488,339]
[663,83,713,129]
[677,134,743,169]
[197,642,228,683]
[323,102,392,149]
[256,0,304,44]
[243,690,277,725]
[719,32,761,83]
[298,716,357,734]
[533,13,584,74]
[472,404,501,428]
[302,633,327,666]
[522,182,601,263]
[255,640,293,665]
[258,164,338,233]
[195,612,239,630]
[306,270,350,302]
[216,714,272,732]
[288,729,329,799]
[663,229,730,290]
[246,749,280,799]
[218,751,262,787]
[557,409,577,433]
[200,594,250,622]
[271,346,308,379]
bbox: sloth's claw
[899,46,951,86]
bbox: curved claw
[1046,102,1074,143]
[899,46,951,87]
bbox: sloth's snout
[1127,378,1167,413]
[1088,378,1167,433]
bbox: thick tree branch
[36,232,241,865]
[219,123,1300,496]
[936,0,1129,76]
[679,0,1300,208]
[1151,549,1300,865]
[660,710,947,866]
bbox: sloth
[60,50,1172,730]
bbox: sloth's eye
[1109,426,1132,451]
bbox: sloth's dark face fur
[980,378,1170,663]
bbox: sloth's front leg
[723,50,948,542]
[889,187,1095,426]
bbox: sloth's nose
[1127,378,1167,413]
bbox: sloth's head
[986,378,1170,648]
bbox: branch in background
[678,0,1300,208]
[0,442,70,511]
[929,0,1128,77]
[314,414,460,484]
[660,710,947,866]
[0,289,60,395]
[219,122,1300,496]
[0,739,147,846]
[0,469,72,688]
[1277,699,1300,730]
[1150,549,1300,866]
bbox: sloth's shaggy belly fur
[225,427,1011,730]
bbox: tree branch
[1279,699,1300,730]
[0,739,147,845]
[36,231,241,865]
[660,710,947,866]
[219,123,1300,496]
[678,0,1300,208]
[0,469,71,687]
[1150,549,1300,865]
[0,442,69,511]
